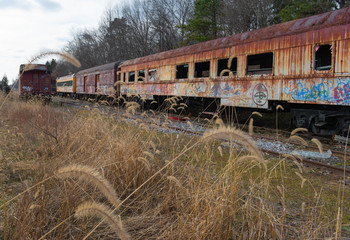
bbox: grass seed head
[75,201,130,240]
[291,127,308,136]
[56,164,121,209]
[311,138,323,153]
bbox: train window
[117,72,121,82]
[217,58,237,76]
[176,64,189,79]
[314,44,332,71]
[246,52,273,75]
[138,70,145,81]
[57,81,73,87]
[195,61,210,78]
[148,69,157,81]
[129,71,135,82]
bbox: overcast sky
[0,0,124,83]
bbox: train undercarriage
[291,105,350,136]
[144,96,350,137]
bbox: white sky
[0,0,124,83]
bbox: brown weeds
[0,95,347,239]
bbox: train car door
[95,74,100,93]
[115,69,121,96]
[84,76,88,92]
[33,73,39,94]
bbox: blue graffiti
[284,78,350,105]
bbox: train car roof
[56,74,75,81]
[121,6,350,67]
[76,61,122,75]
[20,64,47,73]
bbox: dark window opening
[123,72,126,82]
[129,71,135,82]
[117,72,121,82]
[195,61,210,78]
[246,52,273,75]
[148,69,157,81]
[138,70,145,81]
[176,64,189,79]
[217,58,237,76]
[315,44,332,71]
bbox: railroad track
[52,97,350,177]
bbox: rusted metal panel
[336,39,350,73]
[275,45,312,76]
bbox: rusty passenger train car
[118,7,350,136]
[75,61,122,99]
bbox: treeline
[54,0,349,77]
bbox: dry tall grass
[0,94,347,239]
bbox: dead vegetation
[0,93,349,239]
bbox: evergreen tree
[183,0,223,43]
[1,75,10,94]
[45,59,57,72]
[276,0,336,22]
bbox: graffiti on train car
[122,81,243,100]
[120,80,275,109]
[284,81,328,101]
[252,84,268,106]
[333,79,350,103]
[284,78,350,104]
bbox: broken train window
[176,64,189,79]
[195,61,210,78]
[138,70,145,81]
[246,52,273,75]
[148,69,157,81]
[129,71,135,82]
[314,44,332,71]
[217,57,237,76]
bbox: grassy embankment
[0,93,349,239]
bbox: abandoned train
[21,7,350,136]
[19,64,54,96]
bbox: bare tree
[122,0,155,56]
[222,0,275,35]
[149,0,194,49]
